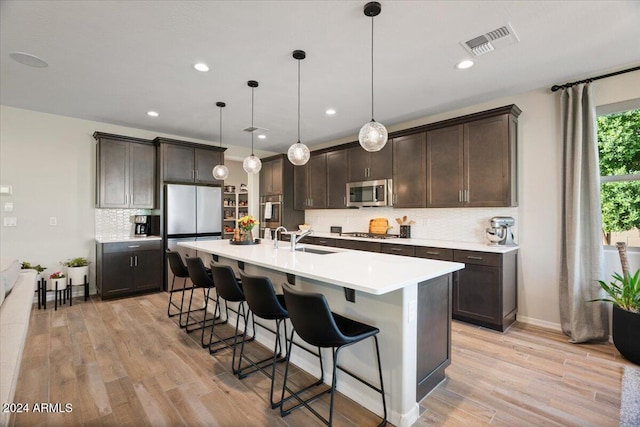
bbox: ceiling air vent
[242,126,268,133]
[461,22,519,57]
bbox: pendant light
[287,50,310,166]
[358,1,388,152]
[212,101,229,180]
[243,80,262,174]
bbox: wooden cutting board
[369,218,392,234]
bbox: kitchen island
[178,239,464,427]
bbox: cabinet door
[260,160,271,196]
[195,148,222,184]
[307,154,327,208]
[293,163,308,210]
[348,147,369,181]
[270,158,283,194]
[368,142,393,180]
[453,264,501,325]
[98,139,129,208]
[464,114,511,206]
[101,251,134,297]
[129,143,156,208]
[261,159,283,196]
[393,133,426,208]
[326,149,348,208]
[133,249,163,291]
[426,126,464,207]
[164,144,195,182]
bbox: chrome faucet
[273,226,288,249]
[289,229,313,252]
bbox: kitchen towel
[264,202,272,220]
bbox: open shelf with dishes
[223,190,249,239]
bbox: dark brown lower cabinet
[96,240,163,300]
[335,239,381,253]
[452,250,517,331]
[417,274,451,400]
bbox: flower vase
[241,229,253,242]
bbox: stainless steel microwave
[346,179,392,207]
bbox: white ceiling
[1,1,639,156]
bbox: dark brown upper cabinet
[294,153,327,210]
[260,157,285,196]
[392,133,426,208]
[156,138,225,184]
[326,149,349,208]
[426,107,519,207]
[347,142,392,182]
[94,132,156,209]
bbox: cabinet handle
[134,255,138,267]
[458,190,462,203]
[310,198,313,206]
[465,189,469,202]
[192,170,196,180]
[391,248,402,252]
[426,251,440,255]
[128,245,140,248]
[195,170,199,180]
[467,255,483,260]
[130,256,133,267]
[318,240,328,244]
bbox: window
[597,101,640,248]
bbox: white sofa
[0,259,37,426]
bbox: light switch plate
[0,185,12,195]
[4,202,13,212]
[3,217,17,227]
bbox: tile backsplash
[95,208,152,240]
[305,207,519,243]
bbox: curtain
[559,83,609,343]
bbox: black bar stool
[208,264,253,366]
[185,256,224,347]
[166,249,207,328]
[281,284,387,427]
[237,272,291,408]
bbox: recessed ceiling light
[147,111,159,117]
[10,52,48,68]
[325,108,336,116]
[257,134,267,139]
[455,59,475,70]
[194,63,210,72]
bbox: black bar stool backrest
[239,273,288,320]
[210,265,244,302]
[282,284,348,348]
[186,257,214,288]
[166,249,189,278]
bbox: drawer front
[336,239,381,253]
[313,237,336,247]
[453,250,500,267]
[380,243,415,257]
[415,247,453,261]
[103,240,162,253]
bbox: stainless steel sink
[295,247,336,255]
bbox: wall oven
[259,194,282,237]
[346,179,392,207]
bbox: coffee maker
[485,216,516,246]
[134,215,160,236]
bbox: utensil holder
[400,225,411,238]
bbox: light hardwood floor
[9,292,630,426]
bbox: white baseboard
[515,315,562,332]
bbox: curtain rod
[550,65,640,92]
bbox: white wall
[312,70,640,329]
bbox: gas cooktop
[341,232,399,239]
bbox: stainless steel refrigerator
[165,184,222,277]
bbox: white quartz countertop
[310,232,519,254]
[179,239,464,295]
[95,236,162,243]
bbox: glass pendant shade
[359,120,388,152]
[212,164,229,180]
[243,154,262,174]
[287,142,310,166]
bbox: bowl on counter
[298,224,311,231]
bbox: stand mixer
[485,216,516,246]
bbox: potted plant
[62,257,90,286]
[21,261,46,274]
[593,242,640,365]
[49,271,67,291]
